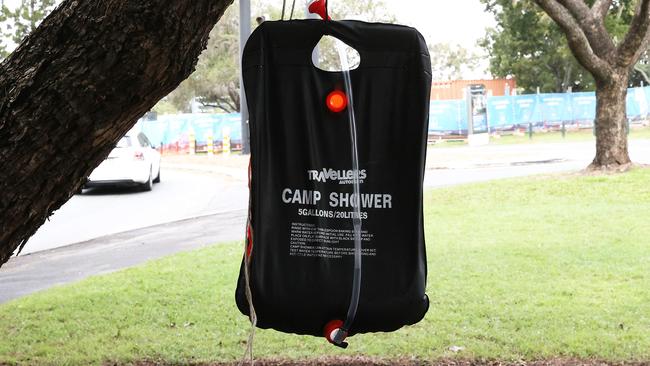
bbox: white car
[85,131,161,191]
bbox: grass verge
[1,169,650,365]
[429,125,650,148]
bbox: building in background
[431,79,517,100]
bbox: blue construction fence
[133,113,243,153]
[430,86,650,135]
[134,86,650,153]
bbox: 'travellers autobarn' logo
[307,168,367,185]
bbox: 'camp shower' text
[281,189,392,209]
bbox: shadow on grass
[132,356,650,366]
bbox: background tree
[480,0,592,92]
[0,0,58,59]
[633,49,650,83]
[531,0,649,170]
[428,42,480,81]
[0,3,10,58]
[158,5,240,113]
[158,0,395,115]
[0,0,233,267]
[6,0,57,43]
[480,0,644,93]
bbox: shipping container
[431,79,517,100]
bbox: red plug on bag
[326,90,347,113]
[308,0,331,20]
[323,319,348,348]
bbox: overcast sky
[387,0,495,78]
[2,0,494,76]
[4,0,494,48]
[387,0,495,50]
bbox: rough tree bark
[533,0,650,171]
[0,0,234,268]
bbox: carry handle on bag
[236,17,432,347]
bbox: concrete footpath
[0,209,246,304]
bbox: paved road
[424,139,650,186]
[21,139,650,255]
[0,211,246,303]
[3,139,650,304]
[21,168,248,254]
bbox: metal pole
[239,0,251,154]
[465,87,473,137]
[565,87,571,138]
[536,86,541,140]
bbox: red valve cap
[326,90,347,113]
[308,0,331,20]
[323,319,344,343]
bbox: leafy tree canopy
[162,5,241,114]
[2,0,488,113]
[156,0,401,114]
[0,0,57,58]
[0,4,8,58]
[479,0,645,93]
[428,42,480,81]
[633,50,650,84]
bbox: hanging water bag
[235,19,432,346]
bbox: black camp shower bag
[236,19,431,337]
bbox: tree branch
[0,0,234,267]
[534,0,613,80]
[557,0,593,23]
[591,0,613,20]
[227,85,240,111]
[200,102,231,113]
[199,94,238,113]
[635,63,650,84]
[556,0,615,58]
[617,0,650,67]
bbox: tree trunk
[532,0,650,171]
[0,0,233,267]
[589,72,632,170]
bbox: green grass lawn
[430,124,650,148]
[493,125,650,145]
[2,169,650,365]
